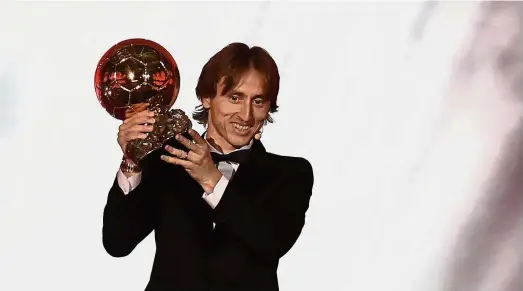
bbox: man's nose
[238,102,253,122]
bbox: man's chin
[228,134,254,148]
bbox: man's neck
[204,128,235,154]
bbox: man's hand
[116,104,155,177]
[118,103,155,155]
[161,129,222,193]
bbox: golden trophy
[94,38,192,165]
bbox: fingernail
[175,134,180,140]
[164,145,171,150]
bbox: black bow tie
[211,150,250,164]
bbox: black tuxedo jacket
[102,137,314,291]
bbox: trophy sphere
[94,38,180,120]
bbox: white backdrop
[0,1,522,291]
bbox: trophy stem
[125,107,192,165]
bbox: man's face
[203,70,270,153]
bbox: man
[102,42,314,291]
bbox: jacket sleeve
[212,158,314,262]
[102,158,162,257]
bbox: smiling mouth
[232,122,252,133]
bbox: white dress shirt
[117,139,253,209]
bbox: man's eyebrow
[227,90,266,99]
[227,90,246,96]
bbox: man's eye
[230,95,240,101]
[254,98,265,105]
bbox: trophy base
[125,106,192,166]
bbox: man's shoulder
[263,151,313,176]
[261,151,314,191]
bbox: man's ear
[202,96,211,109]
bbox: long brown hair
[193,42,280,125]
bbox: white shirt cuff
[202,174,230,209]
[116,169,142,194]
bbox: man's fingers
[130,110,155,125]
[120,115,155,132]
[164,145,203,164]
[124,110,136,119]
[119,124,154,137]
[130,132,149,140]
[187,129,204,145]
[133,124,154,133]
[125,103,150,118]
[131,103,149,112]
[175,133,199,153]
[164,145,192,160]
[187,129,207,147]
[119,131,148,142]
[119,123,154,133]
[160,154,192,168]
[123,110,155,125]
